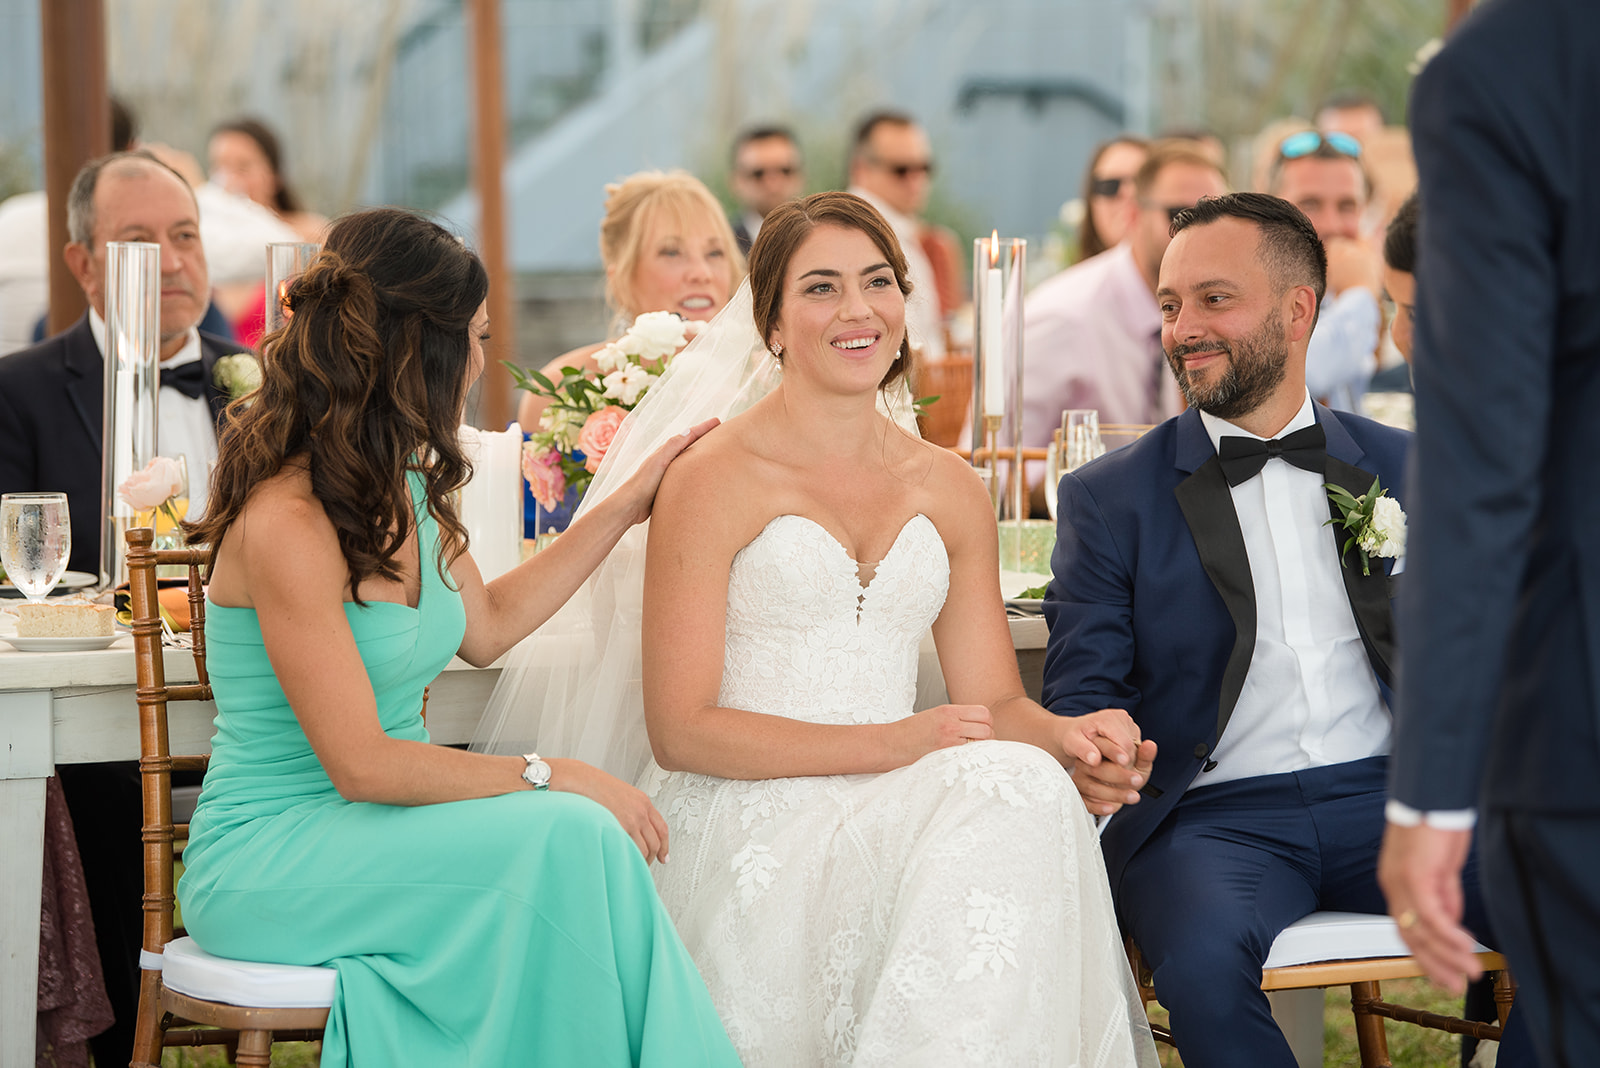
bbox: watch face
[522,757,551,789]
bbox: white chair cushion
[1263,911,1492,971]
[160,936,337,1009]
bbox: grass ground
[145,978,1474,1067]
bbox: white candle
[982,240,1005,417]
[458,422,524,581]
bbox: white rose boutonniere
[213,353,263,402]
[1325,477,1407,576]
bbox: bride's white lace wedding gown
[641,513,1157,1067]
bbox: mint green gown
[179,476,740,1067]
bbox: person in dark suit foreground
[0,150,251,576]
[1379,2,1600,1066]
[0,150,251,1067]
[1042,192,1531,1067]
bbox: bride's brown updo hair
[748,191,914,392]
[188,207,488,595]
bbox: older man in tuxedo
[1380,2,1600,1066]
[0,150,250,576]
[0,150,251,1066]
[1042,193,1531,1067]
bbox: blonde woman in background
[515,171,745,430]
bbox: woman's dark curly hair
[188,207,488,598]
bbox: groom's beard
[1166,309,1289,421]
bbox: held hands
[1377,823,1481,995]
[893,704,994,765]
[546,758,671,864]
[1061,709,1156,817]
[615,418,721,525]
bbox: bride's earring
[770,341,784,366]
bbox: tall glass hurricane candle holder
[971,233,1026,528]
[265,241,322,338]
[100,241,161,589]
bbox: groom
[1040,193,1530,1067]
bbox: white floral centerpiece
[510,311,696,510]
[212,353,263,403]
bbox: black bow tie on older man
[1216,423,1327,487]
[160,359,208,400]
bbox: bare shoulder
[211,465,344,606]
[651,416,770,554]
[911,439,996,545]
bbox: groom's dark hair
[1171,192,1328,306]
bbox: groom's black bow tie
[1216,423,1327,487]
[160,360,207,400]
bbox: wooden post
[41,0,110,336]
[466,0,516,430]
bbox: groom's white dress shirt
[1190,392,1391,789]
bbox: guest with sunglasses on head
[1021,140,1227,510]
[1267,128,1382,413]
[727,124,805,256]
[846,110,946,360]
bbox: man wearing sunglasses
[1268,130,1381,413]
[846,110,945,359]
[1021,140,1227,503]
[728,125,805,256]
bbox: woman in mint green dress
[179,207,737,1066]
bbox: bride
[478,192,1156,1067]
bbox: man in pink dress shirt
[1022,142,1227,498]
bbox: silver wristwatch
[520,752,552,790]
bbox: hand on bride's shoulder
[613,417,721,525]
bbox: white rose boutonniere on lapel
[213,353,263,403]
[1325,477,1407,576]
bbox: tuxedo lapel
[1171,412,1255,757]
[61,317,105,451]
[1324,453,1397,687]
[198,336,230,426]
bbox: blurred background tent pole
[41,0,109,336]
[467,0,515,430]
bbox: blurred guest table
[0,601,1047,1064]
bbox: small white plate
[0,571,99,599]
[0,633,121,653]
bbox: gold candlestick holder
[983,413,1003,518]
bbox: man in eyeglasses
[727,125,805,256]
[1268,130,1381,413]
[846,110,945,359]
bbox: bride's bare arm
[642,444,986,779]
[452,418,719,666]
[927,454,1152,810]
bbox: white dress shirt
[847,186,946,361]
[1190,393,1391,788]
[89,310,217,518]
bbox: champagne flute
[1044,428,1064,521]
[0,493,71,602]
[1062,409,1104,472]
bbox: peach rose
[577,406,627,473]
[117,456,185,511]
[521,442,567,511]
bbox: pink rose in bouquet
[521,442,567,511]
[577,406,627,473]
[118,456,186,511]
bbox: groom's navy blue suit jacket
[1042,403,1411,895]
